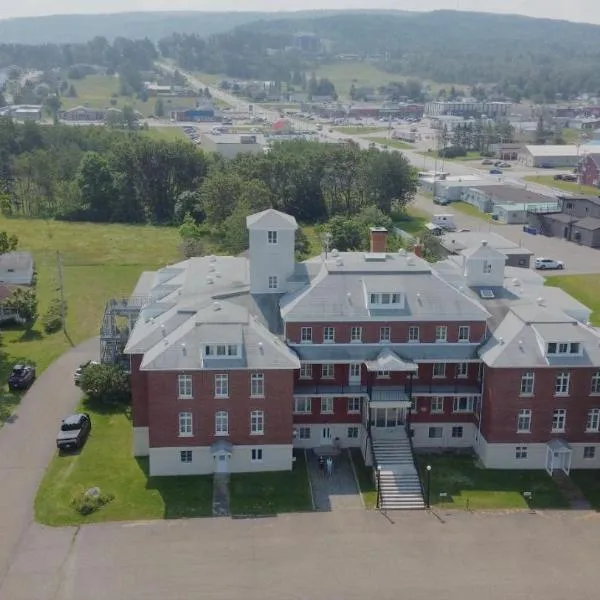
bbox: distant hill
[0,10,410,44]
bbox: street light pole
[426,464,432,508]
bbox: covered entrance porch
[545,439,572,476]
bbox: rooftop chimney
[369,227,388,253]
[413,243,423,258]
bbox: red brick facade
[293,397,363,424]
[581,154,600,188]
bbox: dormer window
[369,292,403,307]
[267,230,278,244]
[547,342,581,356]
[204,344,240,357]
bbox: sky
[2,0,600,25]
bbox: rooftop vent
[213,301,221,311]
[518,339,523,346]
[498,337,505,345]
[365,252,387,262]
[512,278,521,286]
[479,289,495,299]
[406,256,415,266]
[398,248,407,256]
[335,258,343,266]
[258,341,264,353]
[331,249,339,258]
[161,324,166,337]
[206,276,213,284]
[215,271,221,278]
[208,255,217,263]
[209,265,216,273]
[181,343,187,355]
[163,339,169,346]
[481,240,488,247]
[537,297,545,306]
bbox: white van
[431,213,456,231]
[425,222,443,236]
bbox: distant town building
[425,100,511,119]
[199,133,263,159]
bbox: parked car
[481,159,493,165]
[499,162,511,168]
[433,197,450,205]
[489,169,503,175]
[535,257,564,270]
[8,364,36,391]
[56,413,92,452]
[74,360,99,386]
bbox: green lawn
[546,274,600,325]
[365,137,413,150]
[35,397,214,525]
[334,126,388,135]
[228,451,313,515]
[302,225,324,257]
[141,126,190,142]
[0,216,181,425]
[523,175,600,197]
[569,471,600,510]
[415,454,568,510]
[451,201,495,222]
[349,448,377,508]
[394,206,431,235]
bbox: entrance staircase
[372,430,425,510]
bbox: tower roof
[246,209,298,230]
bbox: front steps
[372,434,425,510]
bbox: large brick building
[124,209,600,491]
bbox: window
[267,230,278,244]
[215,411,229,436]
[483,260,492,274]
[586,409,600,432]
[250,410,264,435]
[323,327,335,343]
[320,398,333,414]
[349,363,361,380]
[455,363,468,378]
[268,275,278,290]
[555,372,570,396]
[515,446,528,460]
[350,326,362,342]
[215,374,229,398]
[435,326,447,343]
[300,327,313,343]
[433,363,446,378]
[294,398,312,414]
[178,412,193,437]
[251,448,263,462]
[547,342,581,355]
[379,326,391,343]
[347,397,361,414]
[180,450,193,463]
[520,371,535,396]
[458,326,470,342]
[552,409,566,433]
[299,364,313,379]
[592,371,600,394]
[347,426,359,439]
[213,344,239,357]
[408,326,419,342]
[377,370,390,379]
[298,427,311,440]
[453,396,474,413]
[430,397,444,414]
[517,409,532,433]
[250,373,264,397]
[177,374,193,399]
[584,446,596,459]
[370,293,402,305]
[321,364,334,379]
[428,427,443,439]
[451,426,463,439]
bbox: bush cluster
[71,487,115,516]
[42,298,66,334]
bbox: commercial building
[425,100,511,119]
[58,105,107,122]
[0,105,42,122]
[123,209,600,497]
[199,133,263,159]
[517,144,596,168]
[169,105,217,122]
[420,175,499,203]
[462,185,559,219]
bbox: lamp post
[426,464,432,508]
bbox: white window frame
[455,363,468,378]
[452,396,474,413]
[377,370,390,379]
[250,410,264,435]
[428,426,443,439]
[267,230,278,244]
[321,364,335,379]
[552,409,566,433]
[458,325,470,342]
[408,326,419,342]
[178,411,193,437]
[435,325,447,343]
[215,410,229,436]
[180,450,193,463]
[554,372,570,396]
[177,374,193,399]
[379,326,391,343]
[251,448,263,462]
[347,426,359,439]
[298,427,311,440]
[214,374,229,398]
[592,371,600,395]
[586,409,600,433]
[294,397,312,414]
[268,275,278,290]
[515,446,528,460]
[300,327,313,343]
[350,326,362,343]
[451,426,463,439]
[320,397,334,414]
[430,397,444,414]
[433,363,446,378]
[583,446,596,459]
[517,408,532,433]
[299,363,313,379]
[323,326,335,343]
[250,373,264,397]
[347,397,361,414]
[520,371,535,396]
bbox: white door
[321,427,332,445]
[348,363,361,386]
[215,454,229,474]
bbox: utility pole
[56,251,66,334]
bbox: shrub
[71,487,114,516]
[42,298,66,334]
[79,363,130,405]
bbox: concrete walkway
[553,471,592,510]
[212,474,230,516]
[0,337,97,592]
[306,449,363,511]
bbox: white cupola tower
[246,208,298,294]
[463,240,506,287]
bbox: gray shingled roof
[246,208,298,230]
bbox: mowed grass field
[141,126,190,142]
[546,274,600,325]
[61,74,197,117]
[0,216,181,424]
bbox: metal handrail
[365,420,380,509]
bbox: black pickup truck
[56,413,92,452]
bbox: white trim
[133,426,149,456]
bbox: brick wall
[130,354,148,427]
[292,397,363,424]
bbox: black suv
[8,364,36,391]
[56,413,92,451]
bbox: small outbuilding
[0,252,35,285]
